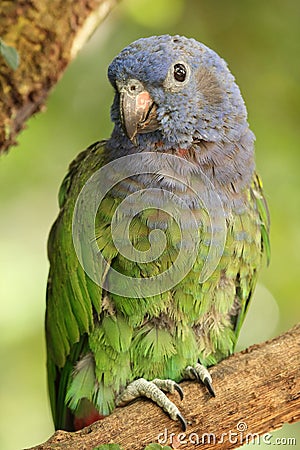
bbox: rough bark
[28,324,300,450]
[0,0,118,154]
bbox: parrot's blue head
[108,35,248,150]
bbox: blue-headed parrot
[46,35,270,431]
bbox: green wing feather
[233,172,270,339]
[252,173,271,265]
[46,141,106,428]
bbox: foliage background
[0,1,299,448]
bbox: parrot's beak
[117,79,159,144]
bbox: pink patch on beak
[136,91,152,112]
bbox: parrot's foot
[184,363,215,397]
[116,378,187,431]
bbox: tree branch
[28,324,300,450]
[0,0,118,154]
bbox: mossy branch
[28,324,300,450]
[0,0,118,154]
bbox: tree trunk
[0,0,118,154]
[28,324,300,450]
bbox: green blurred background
[1,0,299,448]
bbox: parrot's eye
[164,61,190,91]
[173,63,187,82]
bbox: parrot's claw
[116,378,186,430]
[203,375,215,397]
[152,378,184,401]
[176,412,187,432]
[184,363,215,397]
[174,383,184,401]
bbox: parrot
[46,35,270,432]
